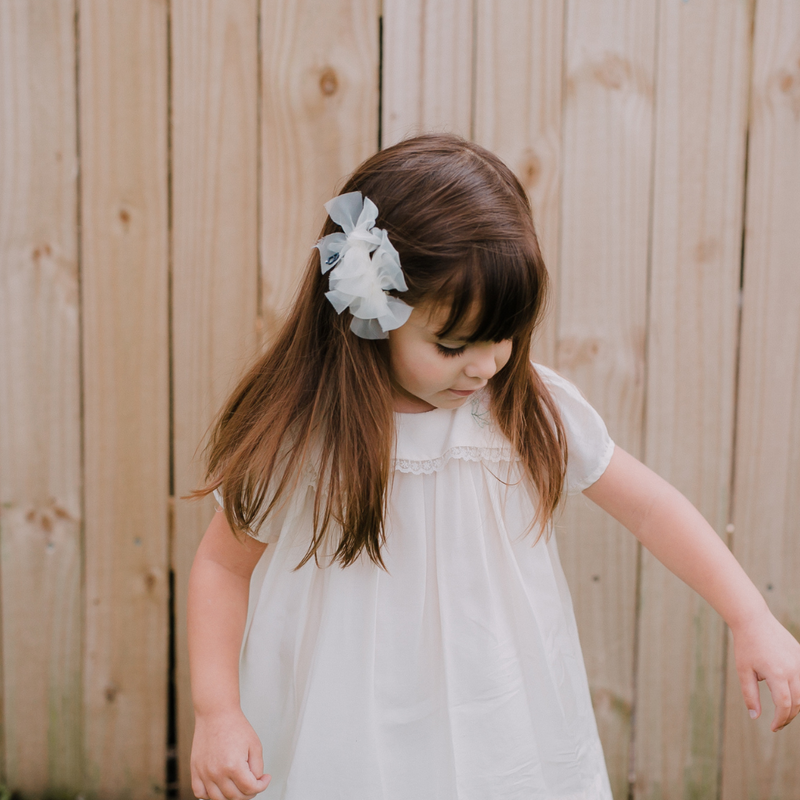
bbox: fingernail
[749,709,758,719]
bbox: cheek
[399,352,442,387]
[392,345,453,392]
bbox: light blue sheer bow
[315,191,413,339]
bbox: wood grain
[555,2,657,795]
[1,2,799,795]
[721,1,800,797]
[260,0,380,343]
[381,0,474,147]
[170,1,260,795]
[0,0,81,792]
[472,0,564,367]
[78,1,170,795]
[634,1,751,797]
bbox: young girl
[188,134,800,800]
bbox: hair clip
[315,192,412,340]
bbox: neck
[390,382,436,414]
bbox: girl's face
[387,304,513,413]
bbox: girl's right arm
[188,510,271,800]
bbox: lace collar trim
[393,444,518,475]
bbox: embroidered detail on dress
[393,445,519,475]
[469,391,494,429]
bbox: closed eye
[435,343,467,357]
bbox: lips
[449,389,477,397]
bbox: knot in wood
[319,67,339,97]
[520,151,542,189]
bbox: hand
[191,707,271,799]
[732,606,800,731]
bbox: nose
[464,344,500,382]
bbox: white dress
[217,364,615,800]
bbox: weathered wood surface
[721,1,800,797]
[0,1,799,796]
[260,0,380,344]
[171,1,260,795]
[555,2,657,796]
[473,0,564,367]
[381,0,474,147]
[0,0,82,792]
[78,1,170,795]
[634,1,751,797]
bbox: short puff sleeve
[212,476,313,545]
[535,363,615,493]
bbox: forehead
[416,302,480,340]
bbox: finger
[229,767,270,798]
[191,778,209,800]
[248,744,271,788]
[205,782,228,800]
[739,667,761,720]
[785,676,800,728]
[218,775,252,800]
[767,679,792,732]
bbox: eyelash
[435,343,467,358]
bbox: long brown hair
[196,133,567,567]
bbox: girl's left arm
[583,445,800,732]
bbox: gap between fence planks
[260,0,380,346]
[381,0,473,148]
[634,1,751,797]
[0,0,81,792]
[171,1,260,796]
[721,1,800,796]
[78,1,170,794]
[472,0,564,369]
[556,2,657,796]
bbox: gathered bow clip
[315,191,413,339]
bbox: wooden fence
[1,0,799,798]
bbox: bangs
[431,243,544,343]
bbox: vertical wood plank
[260,0,380,342]
[381,0,473,148]
[556,2,657,795]
[473,0,565,367]
[635,1,751,797]
[171,1,259,795]
[722,1,800,796]
[78,1,170,795]
[0,0,82,793]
